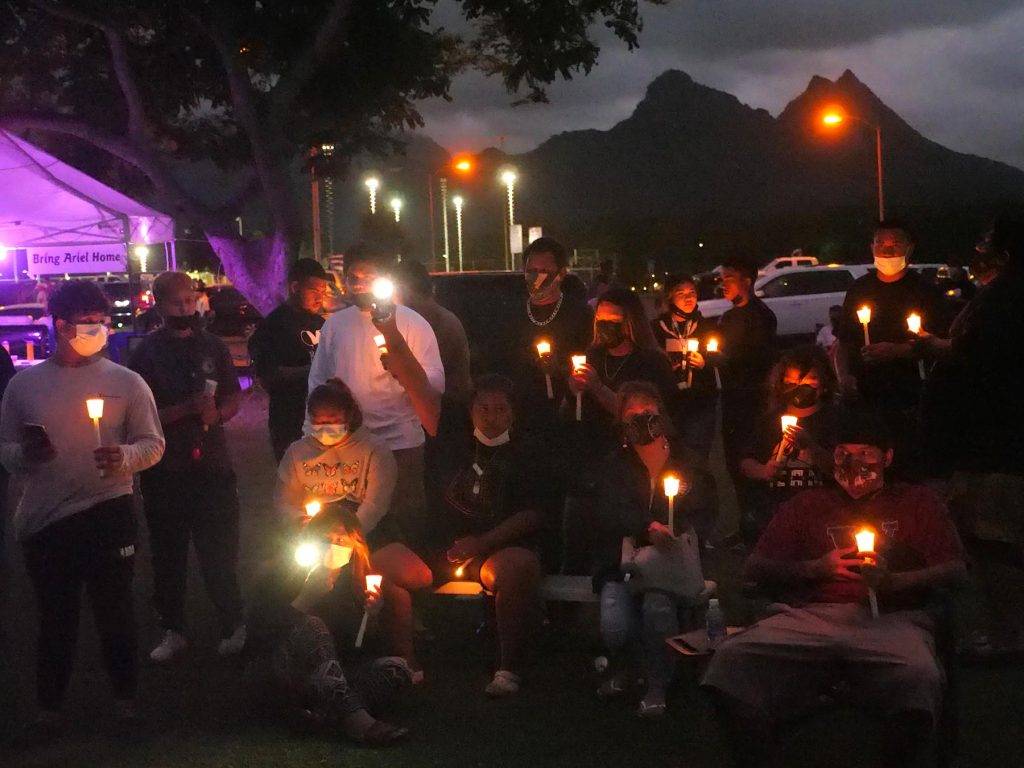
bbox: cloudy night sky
[417,1,1024,169]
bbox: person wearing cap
[250,259,330,461]
[129,271,245,664]
[703,409,966,768]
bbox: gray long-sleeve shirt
[0,357,165,541]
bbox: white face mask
[474,428,511,447]
[323,544,353,570]
[69,323,109,357]
[873,255,907,276]
[306,423,348,446]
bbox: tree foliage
[0,0,664,310]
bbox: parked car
[100,280,153,330]
[0,303,53,360]
[206,285,261,337]
[698,263,953,341]
[759,253,820,275]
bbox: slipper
[352,720,409,746]
[637,700,667,720]
[485,670,520,697]
[597,673,641,699]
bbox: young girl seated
[244,503,410,745]
[437,374,555,696]
[275,378,432,676]
[739,345,840,541]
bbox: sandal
[637,699,667,720]
[352,720,409,746]
[485,670,520,697]
[597,672,641,699]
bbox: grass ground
[1,388,1023,768]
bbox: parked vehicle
[100,280,153,330]
[0,303,53,360]
[759,252,820,275]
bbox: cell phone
[370,299,395,323]
[23,423,49,442]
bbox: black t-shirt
[651,312,718,412]
[840,270,947,408]
[742,404,841,514]
[249,302,324,435]
[129,328,241,473]
[503,294,594,437]
[717,298,778,395]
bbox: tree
[0,0,665,312]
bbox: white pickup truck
[697,264,950,340]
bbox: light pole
[439,178,450,271]
[500,167,517,271]
[821,109,885,222]
[364,175,380,215]
[390,197,403,223]
[453,195,465,271]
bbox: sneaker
[218,625,247,656]
[149,630,188,663]
[485,670,520,697]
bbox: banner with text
[26,244,129,276]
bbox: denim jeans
[600,581,680,695]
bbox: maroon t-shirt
[753,484,964,610]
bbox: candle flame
[536,340,551,357]
[571,354,587,371]
[373,334,387,349]
[304,501,321,517]
[856,306,872,325]
[781,415,799,431]
[365,574,383,594]
[686,339,700,353]
[855,528,876,554]
[455,564,465,578]
[663,475,680,498]
[706,338,719,353]
[907,313,922,335]
[86,398,104,420]
[294,542,321,568]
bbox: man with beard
[308,248,444,551]
[130,272,245,663]
[703,410,965,768]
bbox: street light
[500,167,517,271]
[452,194,465,271]
[821,108,885,221]
[436,156,475,273]
[390,197,403,223]
[364,175,380,215]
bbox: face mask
[624,413,664,446]
[525,270,558,298]
[306,424,348,446]
[595,320,627,348]
[165,314,201,332]
[69,324,109,357]
[874,255,906,276]
[474,428,511,447]
[833,453,885,500]
[783,384,819,410]
[323,544,353,570]
[349,292,374,310]
[671,302,697,320]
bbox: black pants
[721,389,762,546]
[140,468,244,637]
[22,497,138,711]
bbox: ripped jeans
[600,581,679,696]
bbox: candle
[776,415,799,461]
[304,500,321,518]
[26,340,35,361]
[907,314,927,380]
[663,475,680,534]
[855,528,880,619]
[373,333,388,353]
[537,340,554,399]
[294,541,321,568]
[685,339,699,389]
[856,306,872,346]
[86,398,104,447]
[705,338,722,390]
[571,355,587,421]
[455,558,473,578]
[355,574,383,648]
[202,379,218,432]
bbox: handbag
[622,529,706,603]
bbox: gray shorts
[702,602,942,723]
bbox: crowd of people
[0,213,1021,765]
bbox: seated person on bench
[702,409,966,768]
[436,374,554,697]
[594,381,717,719]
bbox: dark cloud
[417,2,1024,170]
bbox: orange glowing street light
[820,106,885,221]
[453,157,474,175]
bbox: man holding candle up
[836,220,947,479]
[703,410,965,768]
[129,272,246,664]
[0,280,164,743]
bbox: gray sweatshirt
[274,426,397,534]
[0,357,165,540]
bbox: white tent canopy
[0,129,174,249]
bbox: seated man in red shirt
[702,410,966,768]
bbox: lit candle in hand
[571,355,587,421]
[86,398,104,447]
[685,338,699,388]
[304,500,321,518]
[907,314,926,380]
[776,415,798,462]
[663,475,680,534]
[856,306,872,346]
[537,340,554,399]
[705,338,722,390]
[855,528,880,619]
[355,574,384,648]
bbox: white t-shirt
[308,305,444,451]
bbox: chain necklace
[603,350,633,382]
[526,292,564,327]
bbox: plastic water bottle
[706,598,727,649]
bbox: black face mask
[624,413,664,446]
[671,303,697,321]
[783,384,819,409]
[596,320,627,348]
[165,314,201,332]
[349,292,374,310]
